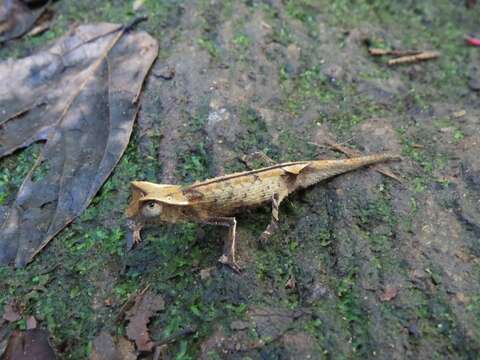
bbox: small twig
[124,16,149,32]
[152,325,198,347]
[411,144,425,149]
[368,48,422,57]
[387,51,440,65]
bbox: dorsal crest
[281,162,310,175]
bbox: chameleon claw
[132,229,142,245]
[126,219,144,250]
[218,255,243,273]
[258,221,278,248]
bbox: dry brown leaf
[125,292,165,352]
[25,7,54,37]
[0,22,158,267]
[379,286,399,301]
[2,329,56,360]
[0,0,51,43]
[26,316,37,330]
[2,301,21,323]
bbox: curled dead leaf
[125,291,165,352]
[2,329,56,360]
[0,0,51,43]
[0,22,158,267]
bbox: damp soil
[1,1,480,358]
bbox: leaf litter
[2,301,21,323]
[125,290,165,352]
[1,329,56,360]
[0,20,158,267]
[0,0,51,43]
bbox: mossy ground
[1,0,480,358]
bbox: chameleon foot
[126,220,144,250]
[132,229,142,245]
[218,255,243,273]
[258,221,278,247]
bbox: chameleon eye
[141,201,162,218]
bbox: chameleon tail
[296,153,400,189]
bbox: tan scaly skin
[126,153,400,272]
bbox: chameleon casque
[126,153,399,271]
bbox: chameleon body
[126,153,399,271]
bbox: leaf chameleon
[126,154,399,271]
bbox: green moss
[280,66,337,114]
[231,32,251,60]
[234,105,280,160]
[176,105,213,183]
[284,0,319,37]
[177,143,211,183]
[335,268,371,354]
[467,296,480,339]
[0,145,42,205]
[198,38,221,59]
[232,33,250,48]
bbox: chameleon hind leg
[259,192,285,246]
[205,217,242,272]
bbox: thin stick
[387,51,440,65]
[368,48,422,57]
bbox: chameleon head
[125,181,175,248]
[126,181,188,223]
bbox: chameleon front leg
[126,219,144,250]
[205,217,242,272]
[259,193,284,246]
